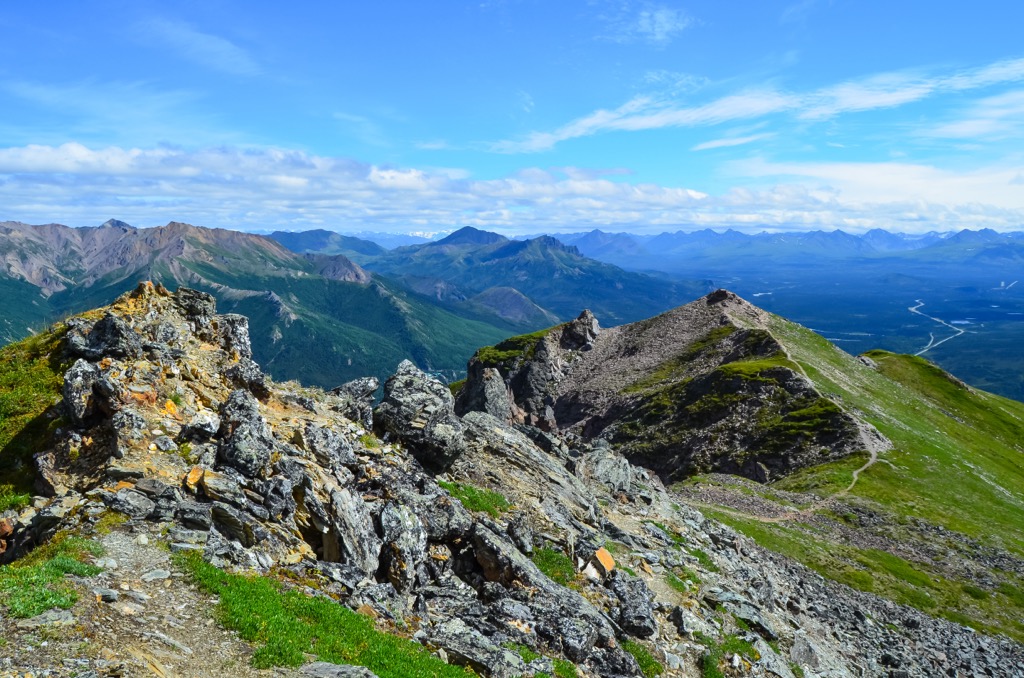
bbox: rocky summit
[456,290,890,483]
[1,283,1023,677]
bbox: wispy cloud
[494,57,1024,152]
[1,142,1022,234]
[924,90,1024,139]
[599,3,695,46]
[0,79,233,147]
[333,112,391,147]
[140,18,260,76]
[780,0,820,25]
[692,133,774,151]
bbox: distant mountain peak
[99,219,134,230]
[433,226,507,246]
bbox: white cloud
[924,90,1024,139]
[600,3,694,46]
[692,133,774,151]
[730,157,1024,210]
[140,18,260,76]
[1,142,1023,235]
[494,57,1024,152]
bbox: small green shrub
[962,583,989,601]
[447,379,466,396]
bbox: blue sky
[1,1,1023,234]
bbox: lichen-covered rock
[329,488,381,577]
[330,376,379,429]
[301,663,379,678]
[374,360,467,469]
[379,502,427,592]
[216,313,252,359]
[217,390,274,478]
[608,570,656,638]
[426,618,527,678]
[303,423,356,469]
[226,358,269,400]
[85,312,143,359]
[62,359,101,427]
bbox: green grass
[699,634,760,678]
[447,378,466,396]
[531,547,576,587]
[621,639,663,677]
[0,534,103,618]
[358,433,381,449]
[687,548,719,573]
[438,480,510,518]
[665,571,697,594]
[0,325,69,512]
[174,551,471,675]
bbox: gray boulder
[217,390,275,478]
[87,312,143,359]
[374,360,467,469]
[304,423,356,469]
[62,359,101,427]
[330,376,379,429]
[455,366,512,421]
[608,570,657,638]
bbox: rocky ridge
[1,283,1022,677]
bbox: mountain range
[269,225,708,327]
[0,220,702,389]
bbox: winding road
[909,299,965,355]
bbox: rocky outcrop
[374,360,467,470]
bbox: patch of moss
[531,547,576,587]
[700,634,760,678]
[447,378,466,396]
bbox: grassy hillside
[0,325,68,511]
[689,312,1024,641]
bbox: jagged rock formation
[2,283,1022,677]
[457,290,890,483]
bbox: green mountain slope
[690,311,1024,641]
[276,226,710,327]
